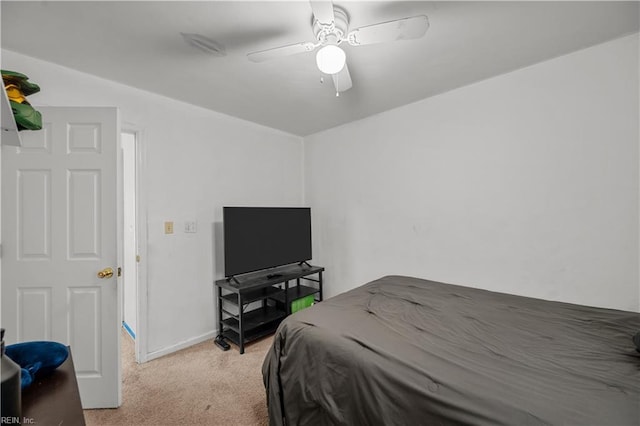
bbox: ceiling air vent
[180,33,226,57]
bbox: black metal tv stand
[214,263,324,354]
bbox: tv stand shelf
[220,286,283,305]
[214,264,324,354]
[221,306,286,334]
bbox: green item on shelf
[2,69,42,131]
[291,295,315,314]
[1,70,40,97]
[10,101,42,131]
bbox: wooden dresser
[22,348,85,426]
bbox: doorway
[121,130,139,362]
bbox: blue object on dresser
[5,341,69,389]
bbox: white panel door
[2,107,120,408]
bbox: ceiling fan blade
[347,15,429,46]
[310,0,335,26]
[332,63,352,93]
[247,41,317,63]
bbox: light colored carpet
[84,330,272,425]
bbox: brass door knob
[97,267,114,279]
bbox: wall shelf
[1,85,22,146]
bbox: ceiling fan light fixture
[315,45,346,74]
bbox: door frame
[120,124,149,363]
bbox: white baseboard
[144,329,218,362]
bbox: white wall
[305,34,639,312]
[1,50,304,357]
[3,32,638,360]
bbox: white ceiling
[2,1,638,136]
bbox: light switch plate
[184,221,197,233]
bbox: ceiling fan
[247,0,429,95]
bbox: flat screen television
[223,207,312,278]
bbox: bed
[262,275,640,425]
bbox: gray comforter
[263,275,640,425]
